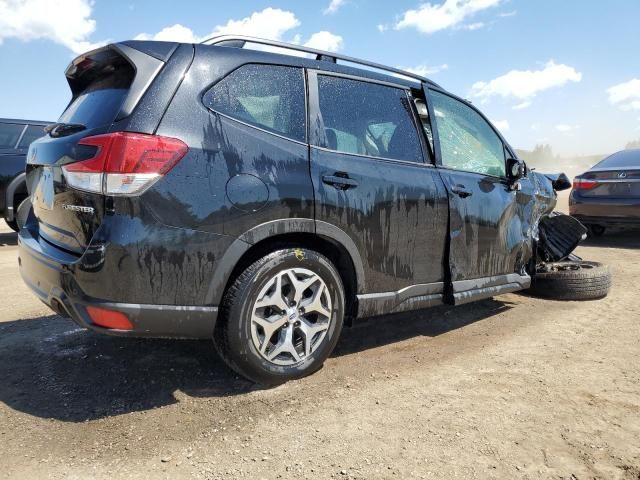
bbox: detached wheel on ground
[529,261,611,300]
[214,248,345,385]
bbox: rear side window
[18,125,46,147]
[316,75,422,163]
[59,49,135,129]
[429,90,506,177]
[204,64,306,142]
[0,123,24,149]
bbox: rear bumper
[570,215,640,227]
[18,228,218,338]
[569,192,640,225]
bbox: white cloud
[555,124,578,132]
[395,0,502,34]
[135,10,343,58]
[470,61,582,107]
[493,120,510,132]
[607,79,640,111]
[513,101,532,110]
[377,24,388,32]
[136,8,301,43]
[303,31,343,52]
[463,22,485,30]
[135,24,198,43]
[323,0,346,15]
[398,64,449,77]
[498,10,516,17]
[212,8,300,40]
[135,9,346,60]
[0,0,105,54]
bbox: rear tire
[529,261,611,300]
[214,248,345,385]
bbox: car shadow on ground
[0,231,17,247]
[0,299,511,423]
[582,227,640,250]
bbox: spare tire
[529,261,611,300]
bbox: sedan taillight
[63,132,188,195]
[572,178,598,190]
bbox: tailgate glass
[27,47,136,253]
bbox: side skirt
[356,282,444,318]
[452,273,530,306]
[355,273,531,318]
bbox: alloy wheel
[250,268,333,366]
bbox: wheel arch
[206,219,365,319]
[4,173,27,222]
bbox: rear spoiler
[64,41,179,122]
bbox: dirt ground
[1,196,639,480]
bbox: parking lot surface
[1,212,639,479]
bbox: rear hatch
[26,44,167,253]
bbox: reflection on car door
[427,88,532,304]
[308,71,449,316]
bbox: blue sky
[1,0,639,156]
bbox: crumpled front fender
[528,171,586,264]
[538,212,588,262]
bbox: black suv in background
[19,37,590,384]
[0,119,49,230]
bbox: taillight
[573,178,598,190]
[62,132,188,195]
[86,305,133,330]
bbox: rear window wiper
[45,122,86,138]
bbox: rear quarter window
[203,64,306,142]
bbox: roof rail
[200,35,428,84]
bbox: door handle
[322,174,358,190]
[451,184,473,198]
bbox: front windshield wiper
[45,122,87,138]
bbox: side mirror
[552,173,571,191]
[507,158,526,181]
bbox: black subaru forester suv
[20,37,580,384]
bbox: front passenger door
[428,89,531,303]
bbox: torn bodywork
[528,172,587,267]
[537,212,588,262]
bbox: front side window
[204,64,306,142]
[316,75,422,163]
[430,90,506,177]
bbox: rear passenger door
[426,88,530,303]
[308,71,449,309]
